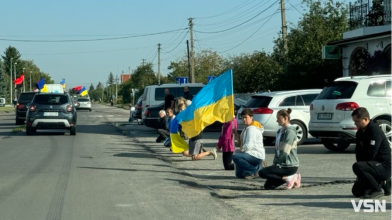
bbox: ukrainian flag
[35,78,48,92]
[60,79,65,89]
[170,69,234,153]
[79,86,88,96]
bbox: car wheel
[321,138,351,152]
[89,109,92,112]
[26,127,36,136]
[376,119,391,148]
[15,118,24,125]
[263,137,276,146]
[70,126,76,135]
[291,120,307,145]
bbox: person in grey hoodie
[259,108,301,190]
[233,108,265,179]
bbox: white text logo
[351,200,386,212]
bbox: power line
[219,10,279,53]
[288,1,303,15]
[162,31,189,54]
[194,1,279,34]
[0,28,187,42]
[196,0,268,28]
[195,0,254,20]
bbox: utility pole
[14,62,17,100]
[188,17,195,83]
[30,71,32,91]
[158,43,161,85]
[115,75,119,102]
[10,58,12,104]
[280,0,288,54]
[142,59,146,66]
[186,40,191,81]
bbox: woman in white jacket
[233,108,265,179]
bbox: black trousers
[157,129,170,139]
[259,165,298,190]
[352,161,391,195]
[222,152,234,170]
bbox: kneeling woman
[259,108,301,190]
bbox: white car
[76,97,92,111]
[237,89,322,145]
[309,75,391,151]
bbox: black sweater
[355,120,391,169]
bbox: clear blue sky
[0,0,304,90]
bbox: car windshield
[245,96,272,108]
[34,95,69,105]
[18,93,36,102]
[316,81,357,100]
[77,98,90,102]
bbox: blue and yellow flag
[170,69,234,153]
[60,79,65,89]
[35,78,48,92]
[79,86,88,96]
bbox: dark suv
[26,93,77,135]
[15,92,37,125]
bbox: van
[141,83,204,122]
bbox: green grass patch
[12,125,25,133]
[0,107,15,113]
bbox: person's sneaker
[381,178,391,196]
[210,149,217,160]
[362,189,384,199]
[285,174,298,190]
[244,174,256,180]
[294,173,301,189]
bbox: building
[328,0,391,76]
[121,74,131,83]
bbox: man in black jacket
[351,107,391,199]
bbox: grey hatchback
[25,93,77,135]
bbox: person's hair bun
[287,108,292,114]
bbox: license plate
[44,112,58,116]
[317,113,332,120]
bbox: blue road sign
[207,76,216,82]
[175,77,188,84]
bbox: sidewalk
[113,121,391,220]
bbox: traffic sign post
[175,77,188,84]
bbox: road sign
[322,45,341,59]
[207,76,216,82]
[175,77,188,84]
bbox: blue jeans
[233,153,262,178]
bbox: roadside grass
[0,107,14,113]
[12,125,25,133]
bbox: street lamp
[30,71,32,91]
[10,58,12,104]
[22,68,25,92]
[14,62,17,99]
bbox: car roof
[251,89,322,97]
[334,74,391,83]
[147,83,205,88]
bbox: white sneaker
[210,149,217,160]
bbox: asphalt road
[0,104,246,220]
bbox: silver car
[76,97,92,111]
[237,89,322,145]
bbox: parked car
[76,97,92,111]
[236,89,322,145]
[15,92,37,125]
[133,97,143,119]
[143,97,248,130]
[309,75,391,151]
[141,83,205,123]
[25,92,77,135]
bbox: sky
[0,0,304,90]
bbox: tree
[272,0,348,89]
[89,83,95,92]
[96,82,104,89]
[1,46,21,77]
[107,72,114,86]
[0,59,7,101]
[167,49,225,84]
[224,51,283,93]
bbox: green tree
[224,51,283,93]
[107,72,114,86]
[167,49,225,84]
[272,0,348,89]
[89,83,95,92]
